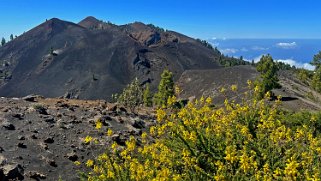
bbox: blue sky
[1,0,321,40]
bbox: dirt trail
[276,71,321,111]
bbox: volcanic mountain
[0,16,222,100]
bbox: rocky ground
[0,95,155,180]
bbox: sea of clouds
[209,38,319,70]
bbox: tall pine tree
[255,54,280,99]
[312,67,321,93]
[311,51,321,69]
[1,38,6,46]
[143,83,153,107]
[154,70,174,107]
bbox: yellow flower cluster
[95,119,102,130]
[83,85,321,180]
[84,135,93,144]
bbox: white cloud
[251,46,269,51]
[302,63,315,70]
[276,42,297,49]
[211,37,217,40]
[243,55,264,63]
[220,48,238,54]
[243,55,314,70]
[275,59,315,70]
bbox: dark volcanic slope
[177,65,259,103]
[0,17,221,100]
[177,66,321,111]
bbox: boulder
[0,163,24,180]
[26,171,46,179]
[22,94,38,102]
[11,113,24,120]
[111,134,127,146]
[1,120,15,130]
[17,142,27,148]
[44,137,54,144]
[66,152,78,161]
[18,135,25,140]
[132,119,145,129]
[0,154,7,166]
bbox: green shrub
[117,78,143,111]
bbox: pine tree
[10,34,14,41]
[117,78,143,111]
[311,51,321,69]
[255,55,280,98]
[312,67,321,93]
[1,38,6,46]
[154,70,174,107]
[143,84,153,107]
[251,59,255,66]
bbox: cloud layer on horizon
[275,58,314,70]
[220,48,238,54]
[207,39,316,70]
[244,55,314,70]
[251,46,269,51]
[276,42,297,49]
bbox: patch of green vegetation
[311,67,321,93]
[0,70,12,81]
[32,103,45,110]
[218,55,250,67]
[255,54,280,99]
[1,37,6,46]
[143,83,152,107]
[293,51,321,93]
[275,61,296,70]
[310,51,321,69]
[296,68,313,85]
[116,77,143,112]
[305,91,316,101]
[153,69,175,107]
[115,70,176,110]
[146,24,165,32]
[196,38,214,50]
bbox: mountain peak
[82,16,99,22]
[45,18,66,24]
[41,17,77,28]
[78,16,101,28]
[49,17,62,21]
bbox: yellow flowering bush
[81,85,321,180]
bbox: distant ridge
[0,16,222,100]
